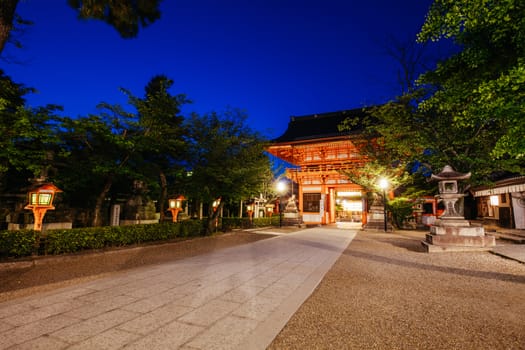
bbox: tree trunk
[0,0,19,54]
[92,177,113,227]
[159,171,167,222]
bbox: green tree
[417,0,525,164]
[337,105,426,203]
[124,75,190,221]
[338,35,444,197]
[68,0,162,38]
[0,70,63,190]
[350,0,524,192]
[365,89,504,186]
[57,76,188,226]
[0,0,163,54]
[57,104,140,226]
[183,109,271,234]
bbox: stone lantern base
[422,218,496,252]
[282,211,303,226]
[423,165,496,252]
[282,195,303,226]
[363,203,393,231]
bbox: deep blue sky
[3,0,441,139]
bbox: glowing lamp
[266,204,274,217]
[212,197,221,211]
[24,183,62,231]
[379,178,388,191]
[169,196,183,209]
[276,180,287,227]
[167,195,185,222]
[246,202,254,222]
[276,180,286,194]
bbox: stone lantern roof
[430,165,471,181]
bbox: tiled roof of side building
[272,107,372,143]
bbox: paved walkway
[0,228,355,350]
[491,244,525,264]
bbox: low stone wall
[8,222,73,231]
[119,219,159,226]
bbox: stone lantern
[265,204,274,218]
[432,165,470,219]
[24,183,62,231]
[423,165,495,252]
[168,195,185,222]
[245,201,254,222]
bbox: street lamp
[276,180,286,227]
[379,178,388,232]
[24,183,62,231]
[168,195,185,222]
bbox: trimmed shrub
[45,228,105,255]
[0,229,37,258]
[0,219,206,258]
[253,217,273,227]
[221,217,246,230]
[180,219,206,237]
[387,197,416,229]
[221,216,281,230]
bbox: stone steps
[489,231,525,244]
[362,222,393,231]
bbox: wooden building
[267,109,371,225]
[473,176,525,229]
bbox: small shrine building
[267,109,372,225]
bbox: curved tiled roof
[273,108,371,143]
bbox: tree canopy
[0,0,163,55]
[0,1,278,228]
[0,70,63,188]
[68,0,162,39]
[417,0,525,162]
[182,109,272,233]
[0,70,272,227]
[348,0,524,195]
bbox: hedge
[221,216,281,230]
[0,229,37,258]
[0,217,282,259]
[0,219,207,258]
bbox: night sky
[3,0,443,139]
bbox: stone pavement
[0,227,355,350]
[491,244,525,264]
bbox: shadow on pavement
[343,248,525,284]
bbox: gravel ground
[0,230,274,302]
[1,228,524,349]
[269,230,525,350]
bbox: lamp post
[379,178,388,232]
[276,180,286,227]
[24,183,62,231]
[168,195,185,222]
